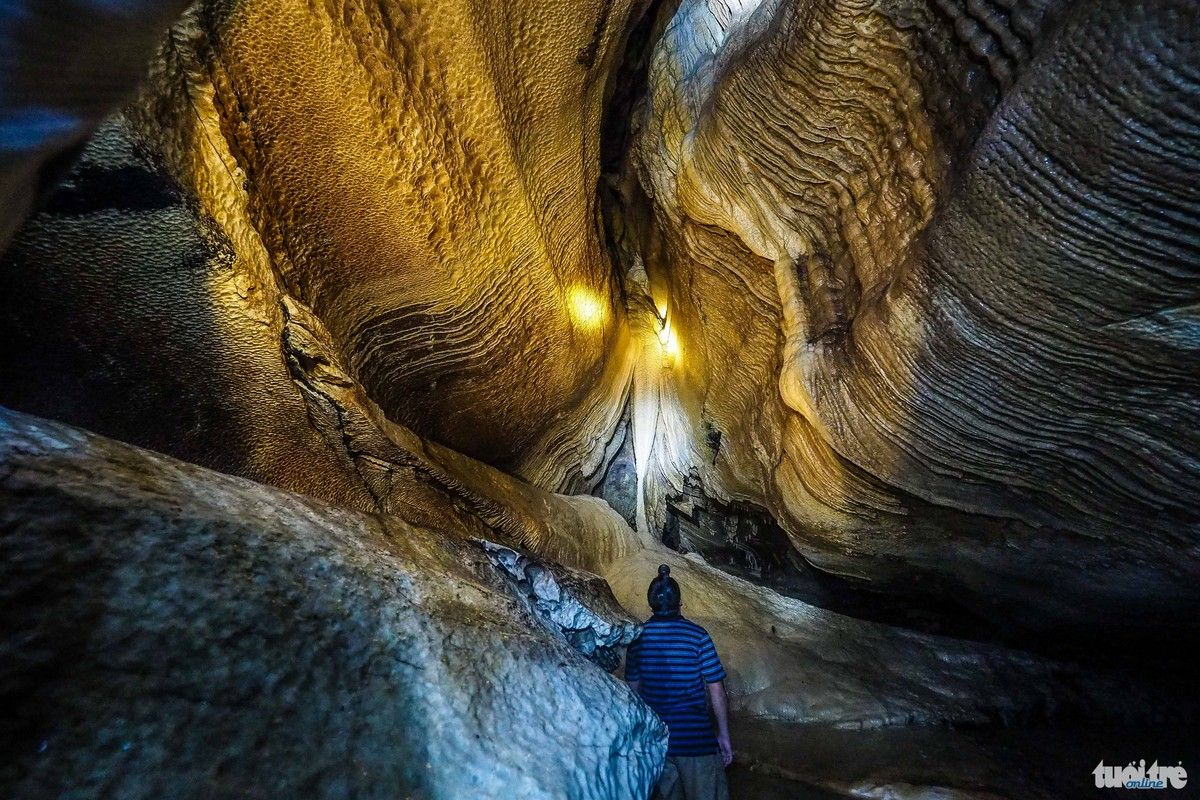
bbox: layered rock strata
[622,0,1200,636]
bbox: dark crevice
[577,0,617,67]
[570,0,674,514]
[662,474,1009,644]
[599,0,676,176]
[590,411,637,528]
[597,0,678,302]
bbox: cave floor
[728,717,1199,799]
[726,766,847,799]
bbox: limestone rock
[6,0,1194,646]
[0,0,640,497]
[0,0,1196,784]
[481,541,641,671]
[600,547,1130,729]
[623,0,1200,636]
[0,407,665,800]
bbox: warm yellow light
[658,318,681,362]
[567,285,607,331]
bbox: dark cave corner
[660,473,1014,643]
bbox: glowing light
[567,285,607,331]
[658,317,681,362]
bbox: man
[626,565,733,800]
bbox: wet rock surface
[0,408,665,799]
[1,0,1197,797]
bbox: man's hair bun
[648,564,681,613]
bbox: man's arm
[624,637,641,694]
[706,680,733,766]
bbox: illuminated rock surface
[4,0,1195,640]
[0,0,640,494]
[621,0,1200,635]
[1,0,1198,796]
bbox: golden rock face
[0,0,1198,640]
[200,0,637,469]
[627,0,1200,629]
[3,5,1200,794]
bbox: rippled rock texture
[0,0,640,498]
[3,0,1195,644]
[482,541,641,670]
[1,0,1199,795]
[622,0,1200,637]
[0,408,665,799]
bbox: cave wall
[0,0,647,500]
[623,0,1200,636]
[1,0,1199,793]
[192,0,637,480]
[5,406,1143,750]
[0,407,665,799]
[0,0,1197,742]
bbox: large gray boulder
[0,407,665,799]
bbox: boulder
[0,407,665,800]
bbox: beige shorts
[655,754,730,800]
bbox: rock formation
[0,407,664,799]
[0,406,1145,799]
[619,0,1200,639]
[1,0,1197,796]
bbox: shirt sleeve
[698,632,726,683]
[624,637,641,682]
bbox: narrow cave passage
[1,0,1198,798]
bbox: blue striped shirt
[625,614,726,757]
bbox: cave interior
[1,0,1198,797]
